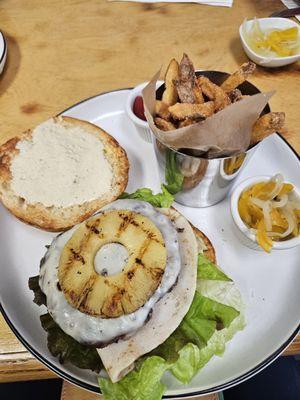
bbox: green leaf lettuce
[41,313,103,373]
[197,254,232,282]
[119,185,174,208]
[164,149,184,195]
[99,356,169,400]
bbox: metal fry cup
[153,71,270,208]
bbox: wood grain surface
[60,380,220,400]
[0,0,299,385]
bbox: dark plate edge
[0,31,7,66]
[1,88,299,397]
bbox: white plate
[0,31,7,74]
[0,89,299,398]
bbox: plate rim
[0,30,7,66]
[0,88,299,397]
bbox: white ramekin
[230,175,300,251]
[239,18,300,68]
[126,81,163,144]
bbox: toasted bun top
[0,116,129,231]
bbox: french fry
[193,81,205,104]
[168,101,215,121]
[197,76,215,99]
[154,117,176,131]
[221,62,256,92]
[162,58,179,106]
[197,76,230,111]
[250,112,285,146]
[178,119,197,128]
[227,88,243,103]
[155,100,171,120]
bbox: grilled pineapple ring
[58,210,167,318]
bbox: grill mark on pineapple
[135,235,165,268]
[117,212,163,244]
[127,270,135,280]
[103,290,125,317]
[70,248,86,264]
[129,219,140,227]
[86,225,104,239]
[144,230,162,244]
[58,248,86,282]
[77,275,97,314]
[148,268,164,280]
[116,212,134,237]
[85,219,104,238]
[90,225,100,234]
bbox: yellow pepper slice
[250,182,269,198]
[251,181,277,200]
[270,208,288,229]
[269,27,298,41]
[238,197,252,225]
[277,183,294,197]
[248,202,264,225]
[256,220,273,253]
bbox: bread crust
[0,116,129,231]
[169,206,216,263]
[192,225,216,264]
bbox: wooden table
[0,0,299,384]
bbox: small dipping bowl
[126,81,163,143]
[231,175,300,251]
[239,18,300,68]
[153,71,270,208]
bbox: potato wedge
[227,88,243,103]
[178,119,197,128]
[198,76,230,111]
[175,80,195,103]
[155,100,171,120]
[193,81,204,104]
[250,112,285,146]
[180,53,196,82]
[168,102,215,121]
[175,53,199,104]
[154,117,176,131]
[221,62,256,92]
[162,59,179,106]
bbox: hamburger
[29,190,245,399]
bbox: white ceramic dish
[126,80,163,143]
[230,175,300,251]
[0,89,299,398]
[0,31,7,74]
[239,18,300,68]
[126,82,152,143]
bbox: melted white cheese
[94,243,129,276]
[39,200,181,345]
[10,119,113,207]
